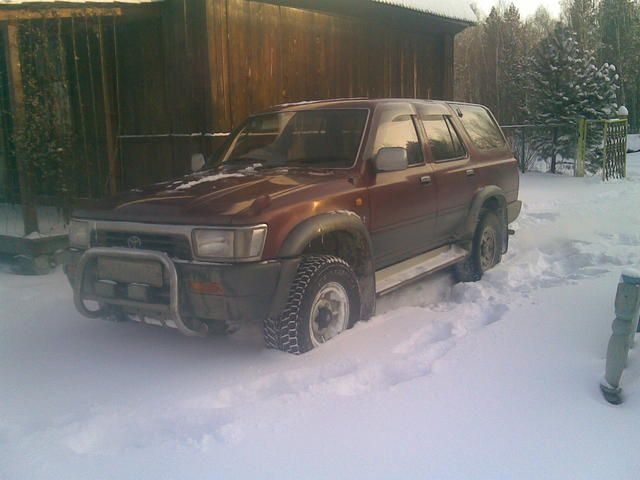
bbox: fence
[501,123,578,174]
[576,118,628,180]
[503,118,628,178]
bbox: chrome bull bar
[73,247,207,337]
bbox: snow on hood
[172,172,247,191]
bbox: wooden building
[0,0,475,238]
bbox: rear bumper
[64,248,300,334]
[507,200,522,224]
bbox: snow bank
[2,154,640,479]
[628,134,640,153]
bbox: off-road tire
[454,210,503,283]
[264,255,360,355]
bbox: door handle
[466,169,476,177]
[420,175,432,186]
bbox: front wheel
[264,255,360,355]
[454,210,503,282]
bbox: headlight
[192,226,267,261]
[69,220,91,248]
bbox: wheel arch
[278,212,376,321]
[463,186,508,251]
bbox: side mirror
[372,147,409,173]
[191,153,206,172]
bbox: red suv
[65,99,521,354]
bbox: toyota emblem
[127,236,143,249]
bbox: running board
[375,245,469,296]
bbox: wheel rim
[310,282,350,347]
[480,228,496,271]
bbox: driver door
[368,111,437,269]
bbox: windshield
[218,109,368,169]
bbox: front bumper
[64,247,299,335]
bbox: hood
[74,166,350,225]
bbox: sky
[475,0,561,19]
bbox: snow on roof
[0,0,477,23]
[371,0,477,23]
[0,0,162,5]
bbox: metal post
[618,107,629,179]
[550,126,558,174]
[575,118,587,177]
[520,128,526,173]
[602,121,610,181]
[623,119,628,179]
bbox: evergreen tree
[527,25,619,172]
[598,0,640,131]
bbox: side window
[374,114,423,166]
[421,116,466,161]
[457,105,507,151]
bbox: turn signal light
[190,281,224,295]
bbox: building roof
[371,0,476,23]
[0,1,161,4]
[0,0,477,24]
[0,0,478,24]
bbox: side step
[375,245,469,296]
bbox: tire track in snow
[27,173,640,454]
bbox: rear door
[367,104,437,269]
[453,104,519,206]
[417,105,477,244]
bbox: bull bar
[73,247,208,337]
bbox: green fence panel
[602,119,628,181]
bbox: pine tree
[527,25,619,172]
[598,0,640,131]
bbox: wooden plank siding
[197,0,452,136]
[0,0,464,200]
[115,0,456,189]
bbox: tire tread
[264,255,351,355]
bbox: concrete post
[600,270,640,405]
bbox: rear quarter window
[456,105,507,151]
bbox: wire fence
[501,123,578,174]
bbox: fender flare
[271,212,376,321]
[279,212,373,257]
[462,186,508,245]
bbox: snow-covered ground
[2,155,640,479]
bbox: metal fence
[501,123,578,174]
[576,118,628,180]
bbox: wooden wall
[203,0,450,133]
[108,0,458,190]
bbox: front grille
[94,231,193,260]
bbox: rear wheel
[455,210,503,282]
[264,255,360,354]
